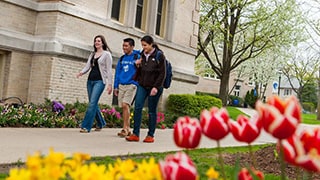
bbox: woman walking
[126,35,166,143]
[77,35,113,133]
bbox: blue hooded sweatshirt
[114,50,140,89]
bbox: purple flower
[52,101,65,113]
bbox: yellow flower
[73,152,91,163]
[7,149,164,180]
[6,169,31,180]
[206,167,219,179]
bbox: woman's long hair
[141,35,160,51]
[93,35,112,52]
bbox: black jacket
[136,49,166,90]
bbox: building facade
[0,0,200,109]
[196,71,298,105]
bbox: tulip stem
[295,167,301,180]
[185,148,189,155]
[248,144,256,167]
[217,141,227,180]
[279,140,287,180]
[305,171,313,180]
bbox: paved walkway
[0,108,317,164]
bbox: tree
[198,0,305,106]
[301,81,318,107]
[301,0,320,120]
[232,47,287,100]
[282,48,320,104]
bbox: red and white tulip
[173,116,202,149]
[228,113,262,144]
[200,107,230,141]
[159,152,198,180]
[282,128,320,172]
[256,96,301,139]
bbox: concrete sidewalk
[0,127,278,164]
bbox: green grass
[301,113,320,124]
[226,106,247,120]
[227,106,320,125]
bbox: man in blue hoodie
[114,38,140,137]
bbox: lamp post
[278,70,282,96]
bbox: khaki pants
[118,84,137,106]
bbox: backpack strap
[133,53,138,60]
[155,51,163,64]
[119,53,139,67]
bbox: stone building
[0,0,200,109]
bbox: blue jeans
[133,85,163,137]
[81,80,106,132]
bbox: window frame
[155,0,167,37]
[111,0,125,23]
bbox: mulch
[223,145,320,179]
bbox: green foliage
[102,106,122,128]
[244,89,259,108]
[229,95,244,107]
[302,102,315,113]
[195,91,220,99]
[167,94,222,119]
[301,82,318,108]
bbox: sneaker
[79,128,89,133]
[143,136,154,143]
[117,129,131,137]
[125,134,139,142]
[94,128,102,131]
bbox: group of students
[76,35,167,143]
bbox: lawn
[301,113,320,124]
[227,106,320,125]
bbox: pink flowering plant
[157,112,167,129]
[101,107,122,127]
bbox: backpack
[155,51,172,89]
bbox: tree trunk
[219,72,230,106]
[317,69,320,120]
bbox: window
[135,0,144,28]
[204,73,220,80]
[248,77,255,86]
[203,63,220,80]
[284,89,292,96]
[111,0,121,21]
[155,0,167,36]
[234,85,241,97]
[0,53,4,98]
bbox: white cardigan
[80,50,113,85]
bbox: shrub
[244,89,258,108]
[166,94,222,120]
[229,95,244,107]
[195,91,220,99]
[302,102,315,113]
